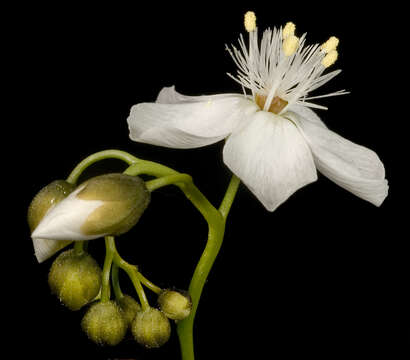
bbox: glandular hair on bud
[158,290,192,320]
[116,295,141,327]
[78,173,150,236]
[132,308,171,348]
[81,301,127,346]
[48,249,102,311]
[28,180,75,232]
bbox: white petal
[31,186,105,241]
[285,103,327,129]
[288,111,388,206]
[127,96,258,148]
[223,111,317,211]
[32,238,72,263]
[156,85,240,104]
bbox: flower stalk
[64,149,238,360]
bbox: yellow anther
[244,11,257,32]
[321,36,339,53]
[322,49,338,68]
[283,22,296,39]
[283,35,299,56]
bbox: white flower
[127,13,388,211]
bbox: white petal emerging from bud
[31,174,150,242]
[31,185,104,241]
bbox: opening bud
[116,294,142,327]
[131,307,171,348]
[48,249,102,311]
[28,180,75,262]
[81,301,127,346]
[158,289,192,320]
[31,173,150,242]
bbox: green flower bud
[48,249,102,311]
[158,290,192,320]
[81,301,127,346]
[28,180,75,263]
[31,173,150,242]
[116,295,141,327]
[132,308,171,348]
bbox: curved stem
[126,160,240,360]
[111,262,123,300]
[145,174,193,192]
[137,272,162,295]
[66,149,139,185]
[65,150,241,360]
[105,236,150,311]
[177,174,241,360]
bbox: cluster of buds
[28,172,192,349]
[81,289,192,348]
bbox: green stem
[65,150,241,360]
[176,174,240,360]
[66,149,139,185]
[101,236,115,302]
[111,262,123,300]
[73,241,85,255]
[145,174,193,192]
[136,272,162,295]
[105,236,150,311]
[219,175,241,220]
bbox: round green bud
[158,289,192,320]
[131,307,171,348]
[78,173,150,237]
[28,180,75,262]
[48,249,102,311]
[116,295,141,327]
[28,180,75,232]
[81,301,127,346]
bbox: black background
[8,2,407,360]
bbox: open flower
[127,12,388,211]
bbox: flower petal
[288,111,388,206]
[156,85,240,104]
[128,95,258,148]
[31,186,105,241]
[32,238,72,263]
[223,111,317,211]
[286,103,327,129]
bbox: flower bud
[28,180,75,263]
[48,249,102,311]
[158,290,192,320]
[131,308,171,348]
[81,301,127,346]
[116,295,141,327]
[31,173,150,242]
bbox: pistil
[255,94,288,114]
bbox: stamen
[322,49,338,67]
[283,35,299,56]
[283,22,296,39]
[244,11,257,32]
[321,36,339,53]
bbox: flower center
[255,94,288,114]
